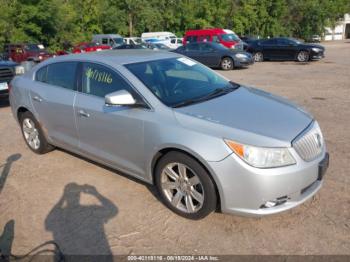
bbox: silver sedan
[9,50,329,219]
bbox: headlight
[311,47,322,52]
[235,53,248,59]
[224,139,296,168]
[15,65,25,75]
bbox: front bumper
[310,50,325,60]
[0,89,9,98]
[208,149,328,217]
[0,81,10,98]
[234,57,254,67]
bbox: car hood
[0,60,18,67]
[301,43,325,50]
[173,86,313,147]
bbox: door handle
[78,110,90,118]
[33,96,42,102]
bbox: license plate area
[318,152,329,180]
[0,82,8,91]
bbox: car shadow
[45,182,118,260]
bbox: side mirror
[105,90,136,106]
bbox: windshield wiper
[173,82,240,108]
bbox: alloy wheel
[160,162,204,213]
[22,118,40,150]
[297,51,309,62]
[221,58,233,70]
[254,52,263,62]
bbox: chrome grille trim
[293,122,324,162]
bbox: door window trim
[34,61,80,92]
[76,61,152,110]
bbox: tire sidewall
[254,52,263,62]
[155,152,217,219]
[221,57,233,70]
[297,51,309,62]
[20,111,52,154]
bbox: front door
[276,38,297,60]
[74,62,146,178]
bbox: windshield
[220,33,240,42]
[125,57,237,107]
[24,44,41,51]
[291,38,303,44]
[113,38,124,44]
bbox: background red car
[72,42,111,53]
[4,43,52,63]
[183,28,243,50]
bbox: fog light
[261,196,288,209]
[262,201,277,208]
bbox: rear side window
[36,66,48,82]
[46,62,78,90]
[186,36,198,43]
[102,38,108,45]
[81,63,131,98]
[212,35,219,43]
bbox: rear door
[183,44,201,62]
[261,39,278,59]
[198,43,220,67]
[74,62,146,177]
[30,62,79,149]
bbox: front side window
[185,44,200,51]
[125,58,236,107]
[187,36,197,43]
[81,63,131,98]
[45,62,78,90]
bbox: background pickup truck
[3,43,52,63]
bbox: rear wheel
[155,152,217,219]
[20,111,54,154]
[297,51,309,62]
[254,52,264,62]
[220,57,234,70]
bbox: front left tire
[155,152,217,219]
[220,57,234,70]
[297,51,309,62]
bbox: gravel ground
[0,41,349,256]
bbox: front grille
[293,122,324,161]
[0,67,14,81]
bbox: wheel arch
[150,146,222,211]
[17,106,30,121]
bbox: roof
[47,50,181,65]
[185,28,226,35]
